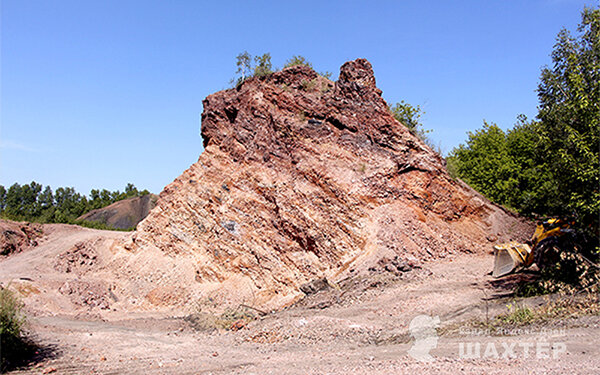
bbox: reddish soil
[0,220,43,256]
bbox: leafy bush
[447,7,599,235]
[253,53,273,78]
[232,51,272,86]
[445,118,556,214]
[233,53,332,86]
[389,100,434,148]
[186,303,256,332]
[0,286,34,371]
[299,78,318,91]
[447,7,599,294]
[284,55,313,69]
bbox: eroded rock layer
[124,59,531,309]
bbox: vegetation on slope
[446,7,599,294]
[447,7,598,233]
[0,182,149,230]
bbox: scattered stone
[230,319,247,331]
[221,221,240,236]
[54,240,99,274]
[58,280,111,309]
[300,278,329,295]
[369,256,419,276]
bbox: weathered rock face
[124,59,531,310]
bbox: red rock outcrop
[123,59,531,309]
[0,219,42,256]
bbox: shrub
[0,286,34,371]
[284,55,313,69]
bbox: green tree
[4,184,22,219]
[232,51,253,86]
[89,189,102,209]
[21,182,42,219]
[125,183,138,198]
[53,187,88,222]
[100,189,113,206]
[447,8,599,229]
[231,51,273,85]
[235,51,252,81]
[37,186,55,222]
[390,100,433,146]
[38,186,54,210]
[536,7,599,233]
[0,181,151,226]
[0,186,5,211]
[253,53,273,77]
[446,122,516,205]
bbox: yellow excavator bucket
[492,242,534,278]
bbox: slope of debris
[77,194,158,229]
[120,59,531,310]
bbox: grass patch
[299,78,318,91]
[497,302,535,325]
[185,304,257,332]
[443,292,599,337]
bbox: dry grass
[185,303,257,332]
[442,292,599,336]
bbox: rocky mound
[121,59,532,310]
[0,219,43,256]
[77,194,157,229]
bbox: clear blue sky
[1,0,596,194]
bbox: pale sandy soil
[2,225,599,374]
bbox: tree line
[0,182,150,225]
[446,7,599,240]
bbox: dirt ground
[2,225,599,374]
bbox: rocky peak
[122,59,531,311]
[339,58,377,88]
[200,58,436,168]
